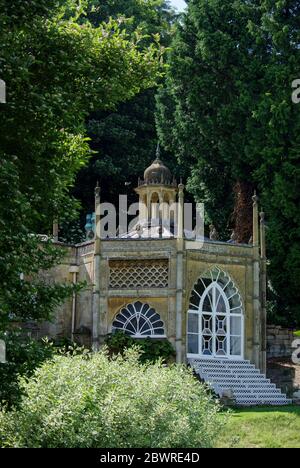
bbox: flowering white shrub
[0,348,222,448]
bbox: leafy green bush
[105,331,176,363]
[0,330,55,408]
[0,349,222,448]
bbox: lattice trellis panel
[109,259,169,289]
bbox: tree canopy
[0,0,162,328]
[71,0,178,225]
[156,0,300,325]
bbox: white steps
[189,358,292,406]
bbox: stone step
[189,358,253,366]
[200,368,257,374]
[235,399,292,406]
[193,361,255,367]
[221,389,284,397]
[193,362,255,368]
[215,384,277,392]
[189,358,291,407]
[204,374,271,385]
[244,382,276,388]
[197,365,260,372]
[201,372,266,380]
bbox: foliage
[0,330,55,408]
[73,0,178,215]
[86,0,176,44]
[0,0,162,228]
[0,331,88,409]
[105,331,175,363]
[252,0,300,327]
[156,0,300,325]
[0,155,84,328]
[0,349,222,448]
[58,218,86,244]
[0,0,162,328]
[156,0,262,238]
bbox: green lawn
[295,330,300,337]
[216,406,300,448]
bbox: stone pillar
[92,183,101,351]
[176,184,185,363]
[158,191,163,222]
[252,192,261,368]
[99,256,109,347]
[69,265,79,343]
[177,184,184,240]
[252,191,259,248]
[147,188,151,223]
[260,212,267,373]
[169,194,176,228]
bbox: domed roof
[143,145,172,185]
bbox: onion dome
[144,144,172,185]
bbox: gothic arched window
[187,267,244,359]
[112,301,166,338]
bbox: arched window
[187,267,244,359]
[112,301,166,338]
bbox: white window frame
[112,301,166,339]
[187,269,244,360]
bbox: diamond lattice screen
[109,259,169,289]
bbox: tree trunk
[231,180,254,244]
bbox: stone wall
[267,359,296,396]
[267,358,300,398]
[267,325,295,358]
